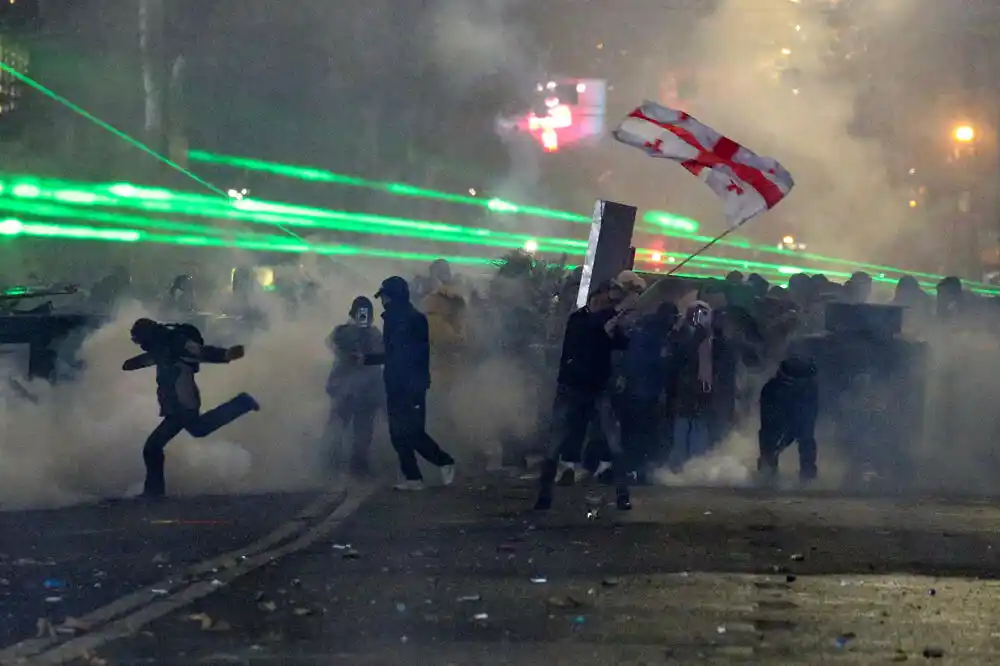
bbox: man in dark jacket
[618,301,680,482]
[123,318,260,499]
[757,356,819,482]
[364,276,455,490]
[535,282,630,511]
[326,296,384,476]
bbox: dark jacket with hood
[366,277,431,396]
[622,306,679,401]
[123,320,231,417]
[760,357,819,435]
[557,305,628,394]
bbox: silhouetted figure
[326,296,383,476]
[757,357,818,482]
[363,277,455,490]
[123,318,259,499]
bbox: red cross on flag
[613,101,794,227]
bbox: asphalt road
[49,477,1000,666]
[0,492,320,652]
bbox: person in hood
[618,301,680,482]
[325,296,384,476]
[123,318,260,499]
[165,274,198,315]
[363,276,456,490]
[936,276,963,319]
[757,356,819,482]
[535,281,631,512]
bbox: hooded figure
[325,296,384,475]
[757,356,819,482]
[88,265,131,313]
[123,318,259,499]
[166,274,197,314]
[363,276,456,490]
[617,301,681,480]
[936,276,963,319]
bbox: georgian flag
[613,102,794,227]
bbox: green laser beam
[0,177,858,283]
[0,62,314,247]
[3,173,995,294]
[187,149,949,282]
[2,196,970,295]
[0,198,769,279]
[0,215,760,283]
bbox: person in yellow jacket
[421,277,468,391]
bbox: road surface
[5,478,1000,664]
[0,490,331,663]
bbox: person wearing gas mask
[362,276,456,490]
[123,318,260,499]
[667,298,714,471]
[757,356,819,482]
[325,296,384,477]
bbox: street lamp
[953,124,975,143]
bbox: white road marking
[0,485,375,665]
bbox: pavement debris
[35,618,56,638]
[922,646,945,658]
[547,595,584,609]
[187,613,231,632]
[58,616,92,635]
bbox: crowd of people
[312,253,986,510]
[15,251,989,504]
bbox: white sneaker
[594,461,613,478]
[557,461,577,486]
[393,480,425,491]
[440,464,456,486]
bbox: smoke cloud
[0,255,542,510]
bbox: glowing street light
[953,125,975,143]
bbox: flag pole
[666,220,748,276]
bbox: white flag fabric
[613,102,794,227]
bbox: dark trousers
[618,395,661,473]
[386,390,454,481]
[545,385,601,464]
[539,384,628,499]
[142,392,257,496]
[328,403,376,473]
[758,424,817,479]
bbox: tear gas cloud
[0,256,538,510]
[424,0,547,223]
[653,0,903,259]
